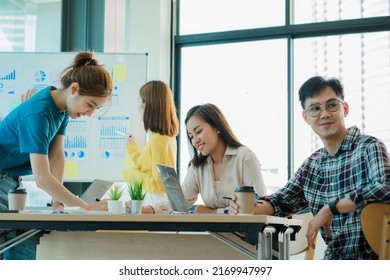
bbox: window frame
[173,0,390,179]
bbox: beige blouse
[182,146,266,209]
[152,146,266,213]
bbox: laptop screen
[156,163,189,213]
[80,179,113,204]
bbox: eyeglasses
[304,98,344,117]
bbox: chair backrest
[289,211,317,260]
[361,203,390,260]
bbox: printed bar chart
[0,70,16,80]
[0,52,148,181]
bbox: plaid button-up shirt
[265,126,390,259]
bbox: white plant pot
[108,200,123,214]
[130,200,143,214]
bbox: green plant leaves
[108,184,124,200]
[128,178,147,200]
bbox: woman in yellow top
[122,81,179,209]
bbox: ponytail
[60,51,113,98]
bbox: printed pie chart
[34,70,46,82]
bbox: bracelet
[51,200,64,206]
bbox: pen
[115,130,132,139]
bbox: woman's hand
[21,88,35,102]
[228,195,239,215]
[125,200,131,213]
[194,205,217,214]
[51,201,64,212]
[125,133,135,144]
[86,199,108,211]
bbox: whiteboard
[0,52,148,182]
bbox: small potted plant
[107,184,124,214]
[128,178,146,214]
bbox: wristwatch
[328,197,340,215]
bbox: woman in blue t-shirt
[0,51,113,259]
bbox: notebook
[156,163,189,214]
[80,179,114,204]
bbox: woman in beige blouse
[181,103,267,214]
[137,103,266,214]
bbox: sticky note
[65,161,78,179]
[113,64,127,82]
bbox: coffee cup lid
[234,186,254,193]
[9,188,27,194]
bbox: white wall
[33,0,172,81]
[35,2,61,51]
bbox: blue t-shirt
[0,86,69,175]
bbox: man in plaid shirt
[230,76,390,259]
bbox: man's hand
[306,205,332,249]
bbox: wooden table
[0,211,301,260]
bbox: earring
[217,130,220,134]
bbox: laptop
[80,179,114,204]
[156,163,189,214]
[60,179,114,214]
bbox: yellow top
[122,132,177,193]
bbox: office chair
[361,203,390,259]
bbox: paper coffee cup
[8,189,27,211]
[234,186,255,215]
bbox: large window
[179,0,285,35]
[294,31,390,167]
[294,0,390,24]
[0,0,61,52]
[176,0,390,190]
[180,40,288,191]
